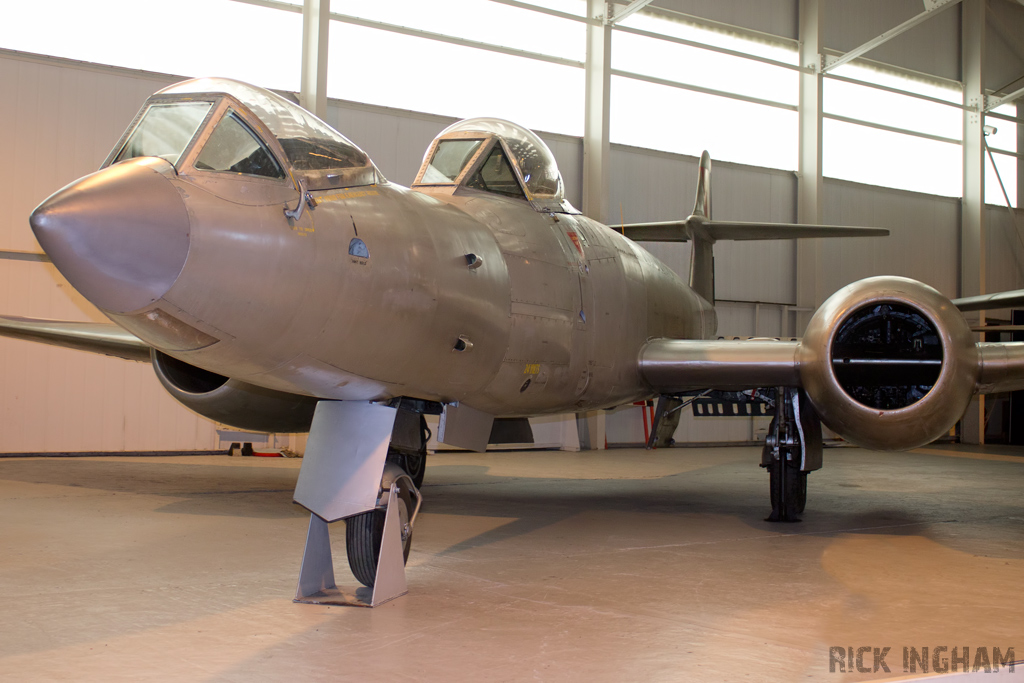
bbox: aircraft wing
[639,338,802,391]
[0,315,151,362]
[953,289,1024,312]
[621,219,889,243]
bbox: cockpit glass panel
[194,110,284,179]
[433,118,564,200]
[114,102,212,166]
[465,145,526,199]
[421,139,483,183]
[157,78,379,190]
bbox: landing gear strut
[761,387,822,522]
[386,414,429,489]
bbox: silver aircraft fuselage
[103,163,712,416]
[26,79,718,421]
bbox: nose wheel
[346,472,418,587]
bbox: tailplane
[620,150,889,303]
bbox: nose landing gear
[761,387,821,523]
[292,400,426,607]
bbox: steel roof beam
[608,0,655,25]
[821,0,963,73]
[985,83,1024,112]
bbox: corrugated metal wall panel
[0,261,218,452]
[985,205,1024,297]
[0,52,216,453]
[0,51,176,252]
[821,179,960,298]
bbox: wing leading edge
[0,315,151,362]
[621,220,889,243]
[639,337,1024,396]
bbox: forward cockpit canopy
[413,117,577,213]
[104,78,381,191]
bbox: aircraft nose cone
[30,157,190,314]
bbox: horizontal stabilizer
[953,289,1024,312]
[0,315,151,362]
[622,218,889,243]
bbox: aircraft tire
[767,460,806,521]
[345,489,413,587]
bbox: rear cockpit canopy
[104,77,381,191]
[413,117,577,213]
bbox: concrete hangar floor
[0,445,1021,682]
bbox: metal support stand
[291,400,411,607]
[293,485,409,607]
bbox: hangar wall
[1,0,1022,451]
[0,50,218,452]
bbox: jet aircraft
[4,78,1024,601]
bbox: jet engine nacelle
[799,276,978,451]
[152,351,318,433]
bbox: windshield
[113,102,212,166]
[156,78,379,190]
[421,139,484,183]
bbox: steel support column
[583,0,611,223]
[962,0,987,444]
[300,0,330,119]
[795,0,824,336]
[1019,107,1024,209]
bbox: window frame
[103,94,221,171]
[413,132,531,202]
[463,140,530,200]
[178,97,291,187]
[413,130,492,188]
[191,107,287,181]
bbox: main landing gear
[760,387,822,522]
[292,401,430,607]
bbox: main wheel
[345,486,414,587]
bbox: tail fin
[692,150,711,221]
[688,151,715,303]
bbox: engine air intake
[831,303,942,410]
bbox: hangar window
[465,145,526,199]
[609,11,799,170]
[114,102,213,166]
[194,111,285,179]
[421,139,484,183]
